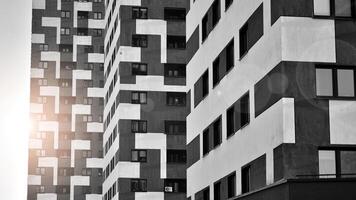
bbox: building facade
[101,0,189,200]
[186,0,356,200]
[28,0,105,199]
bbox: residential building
[28,0,105,199]
[101,0,189,200]
[186,0,356,199]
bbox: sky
[0,0,32,199]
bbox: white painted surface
[32,33,45,44]
[136,133,167,178]
[38,121,59,149]
[71,104,91,132]
[32,0,46,9]
[86,158,103,168]
[87,87,104,98]
[120,76,187,92]
[28,175,41,185]
[31,68,44,78]
[72,70,92,96]
[73,36,92,62]
[88,53,104,63]
[73,2,92,28]
[40,86,59,114]
[87,122,103,133]
[329,100,356,144]
[38,157,58,185]
[41,17,61,44]
[70,176,90,200]
[116,103,141,120]
[41,51,61,79]
[136,19,167,63]
[29,139,42,149]
[37,194,57,200]
[135,192,164,200]
[30,103,43,114]
[88,19,105,29]
[86,194,102,200]
[70,140,91,167]
[57,0,61,10]
[118,46,141,62]
[121,0,141,6]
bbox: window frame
[131,149,147,162]
[312,0,356,19]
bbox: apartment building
[101,0,189,200]
[28,0,105,199]
[186,0,356,199]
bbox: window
[239,23,248,58]
[132,34,148,48]
[213,57,220,86]
[131,179,147,192]
[39,61,48,69]
[240,93,250,128]
[132,7,148,19]
[81,168,92,176]
[38,79,48,86]
[82,115,93,122]
[226,0,233,10]
[319,149,356,178]
[313,0,354,17]
[226,105,235,138]
[166,92,186,106]
[82,150,92,158]
[93,12,102,19]
[61,11,71,18]
[39,44,48,51]
[164,179,186,193]
[212,0,220,27]
[202,70,209,97]
[164,8,186,21]
[131,120,147,133]
[78,11,89,19]
[164,64,186,78]
[56,186,70,194]
[132,63,148,75]
[202,14,208,42]
[203,129,209,156]
[316,66,356,98]
[203,187,210,200]
[241,165,251,194]
[83,97,93,105]
[167,150,186,163]
[92,29,102,37]
[131,91,147,104]
[165,121,186,135]
[59,44,72,53]
[131,150,147,162]
[35,167,46,175]
[214,181,221,200]
[77,28,88,36]
[226,39,234,72]
[61,28,70,35]
[213,117,222,148]
[167,35,186,49]
[228,173,236,198]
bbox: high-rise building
[186,0,356,199]
[100,1,190,200]
[28,0,105,199]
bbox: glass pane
[319,150,336,177]
[316,68,333,96]
[340,151,356,177]
[313,0,331,16]
[335,0,352,17]
[337,69,354,97]
[131,151,138,161]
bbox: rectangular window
[39,61,48,69]
[319,150,336,177]
[226,105,235,138]
[240,93,250,128]
[165,121,186,135]
[203,187,210,200]
[131,150,147,162]
[132,63,148,75]
[164,8,186,21]
[319,149,356,178]
[164,64,186,78]
[239,23,248,58]
[166,92,186,106]
[212,0,220,27]
[39,44,48,51]
[228,173,236,198]
[93,12,102,19]
[213,117,221,148]
[316,66,356,98]
[132,34,148,48]
[131,120,147,133]
[313,0,331,16]
[213,57,220,87]
[241,165,251,194]
[214,181,221,200]
[226,39,235,72]
[225,0,233,10]
[167,35,186,49]
[92,29,103,37]
[167,149,186,163]
[132,7,148,19]
[61,11,71,18]
[202,70,209,97]
[203,129,209,156]
[314,0,354,17]
[335,0,352,17]
[164,179,186,193]
[78,11,89,19]
[202,14,208,42]
[77,28,88,36]
[59,44,72,53]
[131,179,147,192]
[131,91,147,104]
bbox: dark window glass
[203,187,210,200]
[164,8,186,20]
[132,63,148,75]
[213,117,221,147]
[240,93,250,128]
[239,24,248,58]
[131,179,147,192]
[226,39,235,72]
[167,150,186,163]
[132,35,148,48]
[213,58,220,86]
[131,150,147,162]
[164,64,186,78]
[167,35,186,49]
[131,91,147,104]
[202,14,208,42]
[132,7,148,19]
[225,0,233,10]
[78,11,89,19]
[226,106,235,138]
[165,121,186,135]
[212,0,220,27]
[228,173,236,198]
[203,129,209,156]
[167,92,186,106]
[241,166,251,194]
[202,70,209,97]
[214,181,221,200]
[164,179,186,193]
[131,120,147,133]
